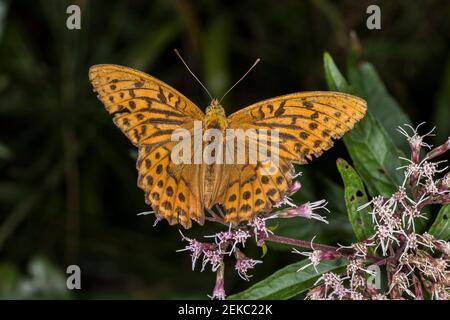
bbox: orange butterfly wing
[89,64,205,228]
[221,91,367,223]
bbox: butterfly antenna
[174,49,213,100]
[219,58,260,103]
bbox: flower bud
[287,180,301,195]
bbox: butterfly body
[89,64,367,228]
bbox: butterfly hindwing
[221,159,295,223]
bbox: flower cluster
[176,168,332,299]
[303,124,450,300]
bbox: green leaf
[428,205,450,241]
[336,159,374,241]
[323,52,352,92]
[261,243,268,258]
[343,113,404,196]
[323,53,404,197]
[348,62,411,153]
[228,258,347,300]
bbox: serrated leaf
[228,258,347,300]
[428,205,450,241]
[336,158,374,241]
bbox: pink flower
[215,230,235,243]
[314,273,349,299]
[274,180,301,208]
[338,241,375,259]
[234,250,262,281]
[278,199,329,223]
[232,229,251,249]
[248,216,273,246]
[202,248,223,272]
[293,236,340,273]
[177,231,206,270]
[287,180,302,195]
[397,123,434,163]
[205,224,251,254]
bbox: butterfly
[89,63,366,229]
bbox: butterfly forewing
[89,64,205,228]
[222,92,367,222]
[227,92,366,162]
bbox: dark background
[0,0,449,298]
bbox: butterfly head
[205,99,227,130]
[205,99,225,116]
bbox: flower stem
[266,234,338,252]
[266,234,383,263]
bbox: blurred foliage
[0,256,70,299]
[0,0,449,299]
